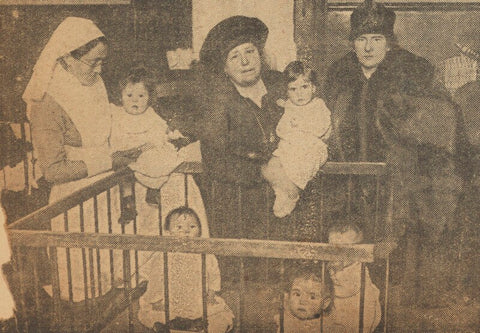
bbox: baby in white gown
[262,61,331,218]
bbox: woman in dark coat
[179,16,286,243]
[324,1,466,307]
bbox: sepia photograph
[1,0,480,331]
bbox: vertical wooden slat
[88,246,96,302]
[321,261,325,333]
[131,181,139,286]
[64,212,74,303]
[347,175,353,213]
[279,259,285,333]
[163,252,170,332]
[383,258,390,333]
[184,173,189,207]
[265,184,271,281]
[374,176,381,241]
[238,185,245,333]
[386,180,394,239]
[158,188,163,236]
[79,203,89,321]
[201,253,208,332]
[94,195,103,295]
[237,185,244,239]
[32,248,40,324]
[359,263,366,333]
[49,246,61,333]
[319,177,325,237]
[12,246,27,332]
[120,183,126,235]
[238,258,245,333]
[20,122,29,192]
[211,181,217,236]
[122,247,134,333]
[107,188,115,288]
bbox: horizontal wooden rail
[320,161,386,175]
[10,161,387,231]
[174,161,387,176]
[5,230,397,262]
[9,168,134,231]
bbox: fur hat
[199,16,268,73]
[349,2,395,40]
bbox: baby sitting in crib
[262,61,331,218]
[110,66,191,224]
[274,262,346,332]
[137,207,234,333]
[328,220,382,333]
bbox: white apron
[46,67,125,302]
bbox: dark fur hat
[350,1,395,40]
[199,16,268,73]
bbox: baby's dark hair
[328,214,364,244]
[285,261,334,314]
[283,60,318,86]
[119,66,156,105]
[164,206,201,233]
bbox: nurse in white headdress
[23,17,138,302]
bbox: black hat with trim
[199,16,268,73]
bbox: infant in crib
[110,66,185,222]
[328,220,382,333]
[137,207,234,332]
[274,262,345,332]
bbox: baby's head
[164,206,201,238]
[286,263,333,320]
[328,218,364,278]
[284,61,318,106]
[119,67,156,115]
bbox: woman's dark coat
[324,47,465,240]
[173,70,285,241]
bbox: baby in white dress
[137,207,234,332]
[262,61,331,217]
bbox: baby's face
[287,75,315,106]
[122,82,149,115]
[168,213,201,238]
[288,278,326,320]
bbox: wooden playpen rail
[8,162,395,333]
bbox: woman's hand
[167,127,193,150]
[111,147,143,170]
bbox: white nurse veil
[22,17,104,106]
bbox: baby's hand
[207,290,218,305]
[166,127,186,141]
[276,99,286,108]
